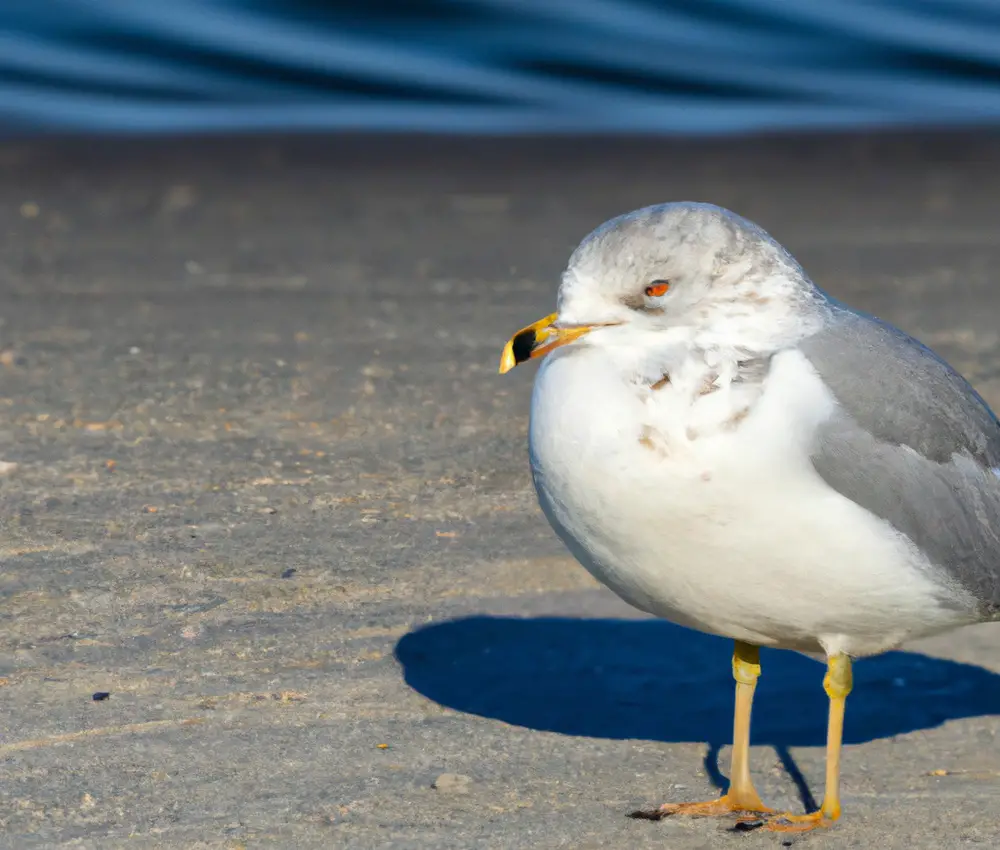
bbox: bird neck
[687,275,828,357]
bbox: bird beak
[498,313,599,374]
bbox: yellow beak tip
[498,313,561,375]
[498,345,516,375]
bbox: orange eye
[644,281,670,297]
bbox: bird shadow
[394,616,1000,809]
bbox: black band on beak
[511,328,537,365]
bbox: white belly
[528,346,975,657]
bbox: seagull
[498,202,1000,833]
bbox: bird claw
[733,810,835,833]
[630,793,773,821]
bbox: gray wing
[798,305,1000,617]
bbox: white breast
[528,345,976,657]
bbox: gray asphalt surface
[1,132,999,849]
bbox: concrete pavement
[1,132,999,847]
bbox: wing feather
[798,306,1000,616]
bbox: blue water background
[3,0,1000,135]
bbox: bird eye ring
[644,281,670,297]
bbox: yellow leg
[634,641,772,820]
[739,653,853,833]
